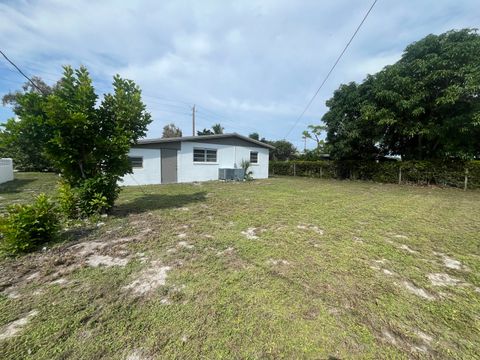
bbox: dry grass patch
[1,174,479,358]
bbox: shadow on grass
[112,192,207,217]
[0,178,36,194]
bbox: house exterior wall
[177,141,269,183]
[0,158,14,184]
[122,140,270,185]
[232,145,269,179]
[121,148,161,186]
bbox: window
[250,151,258,164]
[193,148,217,163]
[128,156,143,168]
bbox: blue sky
[0,0,478,149]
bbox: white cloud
[0,0,478,144]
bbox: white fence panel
[0,158,14,184]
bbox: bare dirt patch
[433,251,469,271]
[427,273,462,287]
[297,224,324,235]
[216,247,235,256]
[266,259,290,266]
[126,349,151,360]
[50,278,69,285]
[401,281,435,300]
[86,255,129,268]
[123,261,172,296]
[399,244,417,254]
[353,236,364,243]
[415,330,433,344]
[0,310,38,341]
[381,328,432,355]
[382,329,399,345]
[241,227,258,240]
[370,260,396,276]
[0,227,154,299]
[382,269,395,276]
[177,241,194,250]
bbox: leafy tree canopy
[43,65,151,209]
[323,28,480,160]
[197,128,214,136]
[249,132,260,140]
[262,139,296,161]
[197,123,224,136]
[0,77,55,170]
[162,123,182,138]
[212,123,224,134]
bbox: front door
[161,149,178,183]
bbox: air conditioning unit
[219,168,245,181]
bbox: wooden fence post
[320,167,323,179]
[398,167,402,185]
[293,163,296,176]
[464,168,468,191]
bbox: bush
[270,160,480,189]
[58,182,80,219]
[240,160,253,181]
[58,175,118,218]
[0,194,60,255]
[76,175,118,215]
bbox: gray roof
[137,133,275,149]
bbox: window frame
[193,148,218,163]
[250,151,259,164]
[128,156,144,169]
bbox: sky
[0,0,478,149]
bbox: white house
[121,133,274,185]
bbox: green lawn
[1,173,479,359]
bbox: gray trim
[133,141,181,150]
[184,137,269,148]
[137,133,275,150]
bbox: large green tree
[323,79,381,159]
[43,66,151,210]
[323,29,480,160]
[0,77,54,170]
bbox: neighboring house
[0,158,14,184]
[121,133,274,185]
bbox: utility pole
[302,135,307,152]
[192,104,196,136]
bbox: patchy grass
[1,175,479,359]
[0,172,58,212]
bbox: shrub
[58,182,80,219]
[240,160,253,181]
[76,175,118,215]
[0,194,60,255]
[269,160,480,189]
[58,175,117,218]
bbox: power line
[195,105,224,119]
[1,50,262,137]
[0,50,47,94]
[284,0,378,139]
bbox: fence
[269,160,480,190]
[0,158,14,184]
